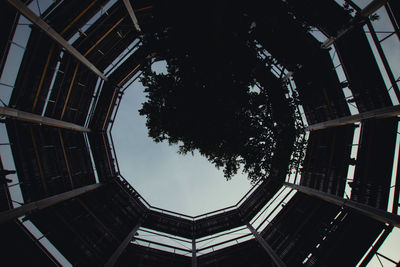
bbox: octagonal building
[0,0,400,266]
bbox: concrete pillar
[284,183,400,228]
[192,238,197,267]
[105,222,142,267]
[104,221,141,267]
[0,183,102,224]
[0,106,90,132]
[306,105,400,131]
[322,0,388,48]
[7,0,107,80]
[246,223,286,267]
[122,0,141,32]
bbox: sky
[112,61,252,216]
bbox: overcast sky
[112,61,252,216]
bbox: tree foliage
[138,1,297,183]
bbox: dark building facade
[0,0,399,266]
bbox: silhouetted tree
[138,1,299,183]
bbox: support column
[306,105,400,131]
[385,3,400,41]
[105,221,142,267]
[283,183,400,228]
[322,0,388,48]
[0,183,102,224]
[360,0,388,18]
[192,238,197,267]
[122,0,141,32]
[359,225,393,267]
[246,223,286,267]
[6,0,107,80]
[0,106,90,132]
[365,19,400,101]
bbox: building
[0,0,399,266]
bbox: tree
[138,1,297,183]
